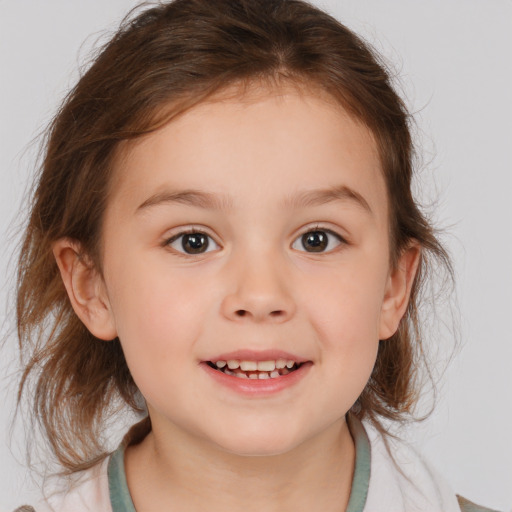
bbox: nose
[220,251,296,324]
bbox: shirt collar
[108,413,371,512]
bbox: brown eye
[292,229,343,253]
[167,231,219,255]
[182,233,208,253]
[302,231,327,252]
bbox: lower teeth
[220,366,293,379]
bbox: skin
[54,85,420,511]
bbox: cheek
[104,258,215,383]
[297,260,386,386]
[300,264,386,342]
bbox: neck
[125,416,355,512]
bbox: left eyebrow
[284,185,373,215]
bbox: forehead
[109,85,387,223]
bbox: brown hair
[17,0,451,473]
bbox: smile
[201,350,312,395]
[206,359,303,379]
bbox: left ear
[379,242,421,340]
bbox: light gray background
[1,1,511,510]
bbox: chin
[222,440,300,458]
[211,423,305,458]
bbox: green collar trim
[346,413,371,512]
[108,445,137,512]
[107,414,371,512]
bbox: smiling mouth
[206,359,304,379]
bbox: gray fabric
[108,445,137,512]
[346,413,371,512]
[457,495,502,512]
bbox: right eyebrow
[135,189,234,214]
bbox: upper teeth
[217,359,296,371]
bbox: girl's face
[91,86,415,456]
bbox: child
[12,0,498,511]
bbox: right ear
[53,238,118,341]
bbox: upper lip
[204,349,310,363]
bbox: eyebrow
[284,185,372,214]
[136,189,234,213]
[136,184,372,215]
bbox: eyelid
[163,226,221,255]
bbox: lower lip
[200,362,312,396]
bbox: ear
[53,238,117,341]
[379,242,421,340]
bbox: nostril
[232,309,288,320]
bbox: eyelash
[292,226,346,253]
[164,228,220,256]
[163,226,347,256]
